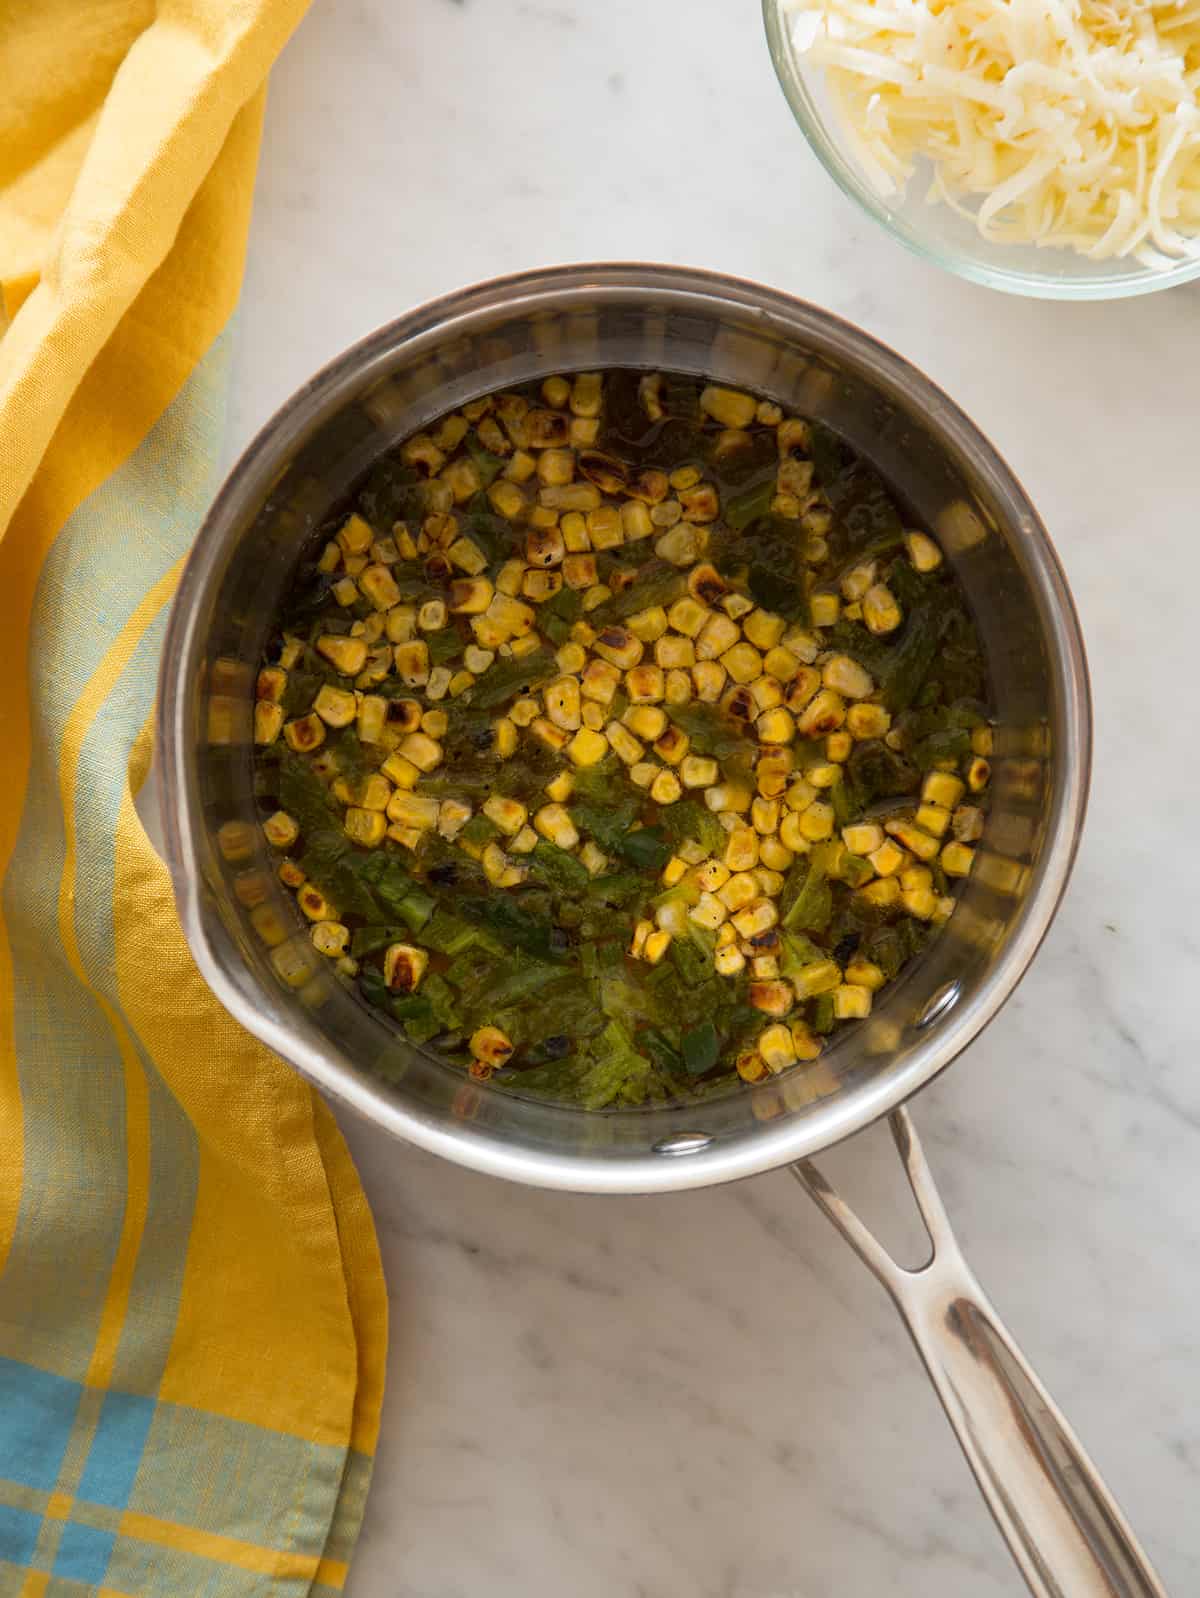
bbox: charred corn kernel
[344,807,387,847]
[751,798,780,836]
[385,605,417,644]
[758,836,794,873]
[623,705,667,741]
[388,823,422,851]
[952,804,985,843]
[824,732,851,764]
[670,754,714,792]
[694,858,730,892]
[941,842,975,878]
[653,725,688,766]
[543,676,582,732]
[256,666,287,704]
[393,640,430,687]
[488,480,527,521]
[387,791,439,833]
[682,665,722,710]
[717,642,761,685]
[651,499,683,529]
[717,872,759,913]
[716,946,748,979]
[492,593,538,638]
[699,385,756,429]
[916,803,952,839]
[885,819,940,861]
[559,553,597,591]
[865,839,904,878]
[654,633,695,671]
[566,371,601,417]
[310,921,351,960]
[822,655,874,700]
[664,668,692,706]
[284,714,325,753]
[966,757,991,792]
[845,958,886,993]
[905,530,942,572]
[679,483,718,521]
[566,726,609,767]
[705,781,752,814]
[654,521,708,567]
[842,822,884,856]
[433,414,470,453]
[650,769,682,805]
[524,525,565,570]
[483,795,528,837]
[466,1027,512,1071]
[296,882,335,922]
[424,667,452,702]
[380,752,420,790]
[355,773,392,812]
[693,610,741,661]
[336,511,373,555]
[482,842,513,886]
[660,855,689,888]
[591,626,642,671]
[316,635,368,676]
[551,642,584,677]
[920,771,965,809]
[902,886,937,920]
[508,825,538,856]
[255,703,284,745]
[601,720,641,765]
[630,919,653,958]
[796,688,845,738]
[539,483,601,514]
[758,1023,796,1072]
[749,980,793,1017]
[501,446,536,483]
[750,682,784,723]
[798,802,834,841]
[438,799,472,841]
[661,597,705,639]
[809,592,840,627]
[689,892,728,931]
[396,732,441,772]
[625,664,665,704]
[356,563,399,611]
[754,707,793,746]
[741,608,784,650]
[783,669,821,715]
[534,803,578,849]
[861,583,901,636]
[263,810,299,850]
[859,877,901,911]
[845,703,890,741]
[530,717,569,751]
[491,717,518,760]
[545,771,574,805]
[756,747,793,794]
[732,898,778,939]
[629,606,669,644]
[614,500,650,543]
[833,984,872,1021]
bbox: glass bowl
[763,0,1200,301]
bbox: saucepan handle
[792,1108,1167,1598]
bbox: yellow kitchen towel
[0,4,388,1594]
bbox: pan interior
[160,266,1088,1191]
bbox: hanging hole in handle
[653,1131,713,1157]
[917,980,961,1030]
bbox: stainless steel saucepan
[157,264,1165,1597]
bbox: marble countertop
[226,2,1200,1593]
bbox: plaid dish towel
[0,4,387,1593]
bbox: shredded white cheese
[784,0,1200,260]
